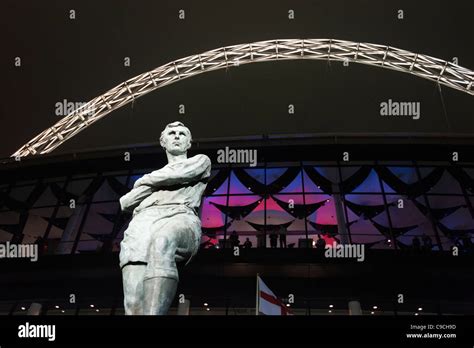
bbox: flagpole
[256,273,260,316]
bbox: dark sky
[1,0,473,158]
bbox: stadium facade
[0,134,473,316]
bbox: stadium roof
[2,0,473,158]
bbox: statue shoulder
[192,154,211,167]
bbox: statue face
[161,125,191,155]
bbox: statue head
[159,121,192,155]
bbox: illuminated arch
[12,39,474,158]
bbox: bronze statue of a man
[119,121,211,315]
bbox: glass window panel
[372,211,415,250]
[9,185,34,202]
[384,193,404,205]
[386,166,419,185]
[265,195,295,223]
[113,176,128,185]
[210,176,229,195]
[128,174,143,188]
[113,215,131,252]
[32,185,58,208]
[306,194,337,225]
[463,168,474,181]
[92,180,121,202]
[417,167,438,179]
[54,203,87,254]
[21,208,54,243]
[428,170,463,194]
[309,166,340,184]
[345,193,385,205]
[200,196,228,229]
[386,196,428,226]
[226,219,258,249]
[396,222,439,250]
[75,237,101,254]
[229,171,253,194]
[267,194,302,248]
[45,206,74,241]
[243,168,265,184]
[228,195,262,208]
[279,171,303,194]
[339,166,360,181]
[38,206,73,254]
[67,179,93,196]
[302,170,324,193]
[0,188,9,211]
[350,169,382,193]
[0,230,11,242]
[438,205,474,230]
[82,202,118,234]
[266,168,286,185]
[76,202,118,253]
[427,195,466,209]
[275,220,304,249]
[0,210,19,224]
[265,194,305,248]
[0,211,19,241]
[348,216,386,247]
[224,195,263,248]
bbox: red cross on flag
[256,275,292,315]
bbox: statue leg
[122,263,146,315]
[143,213,200,315]
[143,276,178,315]
[143,231,179,315]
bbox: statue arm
[134,154,211,189]
[119,185,154,213]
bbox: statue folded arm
[119,154,211,213]
[119,185,154,213]
[133,154,211,189]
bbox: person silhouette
[412,236,421,253]
[269,232,278,248]
[316,234,326,250]
[278,225,287,248]
[243,237,252,249]
[229,230,240,248]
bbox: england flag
[257,275,292,315]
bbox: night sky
[1,0,473,159]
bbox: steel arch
[12,38,474,158]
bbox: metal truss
[12,39,474,158]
